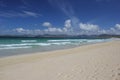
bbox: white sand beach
[0,41,120,80]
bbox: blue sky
[0,0,120,35]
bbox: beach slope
[0,41,120,80]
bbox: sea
[0,38,111,58]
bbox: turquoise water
[0,38,110,57]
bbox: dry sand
[0,40,120,80]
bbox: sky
[0,0,120,35]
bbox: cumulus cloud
[64,19,72,28]
[48,0,80,33]
[13,27,43,35]
[42,20,120,35]
[115,24,120,30]
[79,23,99,31]
[14,28,25,33]
[42,22,52,27]
[107,24,120,35]
[63,27,68,32]
[97,24,120,35]
[13,21,120,35]
[44,28,63,33]
[42,21,67,34]
[43,19,73,34]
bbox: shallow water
[0,38,110,57]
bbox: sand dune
[0,41,120,80]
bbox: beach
[0,40,120,80]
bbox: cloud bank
[79,23,99,31]
[13,19,120,35]
[42,22,52,28]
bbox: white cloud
[42,21,65,34]
[99,24,120,35]
[115,24,120,30]
[14,28,25,33]
[57,28,63,32]
[41,20,120,35]
[45,28,63,33]
[44,19,73,34]
[108,24,120,35]
[13,21,120,35]
[110,27,115,31]
[63,27,68,32]
[79,23,99,31]
[0,10,41,18]
[23,11,40,17]
[64,19,72,28]
[99,29,107,34]
[48,28,57,32]
[42,22,52,27]
[13,28,43,35]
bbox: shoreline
[0,39,111,58]
[0,40,120,80]
[0,39,112,59]
[0,40,117,67]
